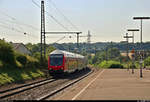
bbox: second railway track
[0,78,57,99]
[0,68,93,100]
[37,68,94,100]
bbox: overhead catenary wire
[0,21,39,38]
[0,23,25,34]
[0,10,39,38]
[32,0,79,43]
[0,9,40,31]
[53,36,65,43]
[48,0,79,31]
[0,24,38,38]
[47,0,77,39]
[0,10,25,32]
[32,0,68,43]
[0,10,16,21]
[32,0,70,31]
[2,18,40,31]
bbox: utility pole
[110,41,113,60]
[77,33,79,52]
[40,0,82,62]
[41,0,46,62]
[87,30,91,53]
[127,29,139,74]
[124,33,133,71]
[105,46,108,63]
[133,17,150,78]
[79,30,91,53]
[94,46,96,55]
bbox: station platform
[51,69,150,100]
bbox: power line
[0,24,24,33]
[32,0,70,31]
[47,14,70,31]
[0,10,39,38]
[48,0,79,31]
[2,19,40,31]
[32,0,77,43]
[0,10,16,20]
[0,10,39,31]
[0,22,38,38]
[53,36,65,43]
[47,0,78,39]
[0,10,25,32]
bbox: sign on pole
[131,49,135,54]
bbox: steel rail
[0,79,57,99]
[0,78,51,94]
[37,69,94,100]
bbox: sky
[0,0,150,44]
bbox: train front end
[48,52,65,75]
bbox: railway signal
[127,29,139,74]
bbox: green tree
[0,40,15,64]
[46,46,56,59]
[107,47,120,60]
[144,56,150,66]
[91,47,122,65]
[25,43,33,51]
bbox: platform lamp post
[133,17,150,78]
[127,29,139,74]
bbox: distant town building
[11,43,31,55]
[120,51,134,59]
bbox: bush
[15,53,40,68]
[98,61,110,68]
[98,60,124,68]
[33,52,40,61]
[0,60,3,68]
[110,63,123,68]
[144,57,150,66]
[26,55,39,68]
[16,60,23,68]
[16,53,27,65]
[0,40,15,64]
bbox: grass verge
[0,67,45,86]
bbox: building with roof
[120,51,134,59]
[11,43,31,55]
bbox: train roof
[50,50,84,59]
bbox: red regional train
[48,50,88,75]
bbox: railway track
[0,68,93,100]
[37,69,94,100]
[0,78,57,99]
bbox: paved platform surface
[51,69,150,100]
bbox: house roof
[11,43,21,50]
[11,43,31,53]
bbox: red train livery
[48,50,87,75]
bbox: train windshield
[50,54,63,66]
